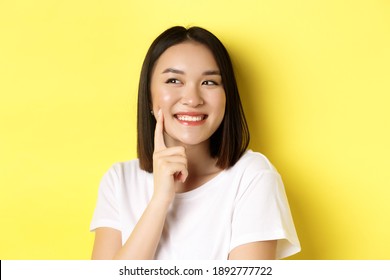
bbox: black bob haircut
[137,26,250,172]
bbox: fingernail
[158,109,162,117]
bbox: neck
[184,142,216,174]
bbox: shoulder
[232,150,278,175]
[109,158,144,174]
[222,150,281,193]
[101,158,149,185]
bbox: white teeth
[177,115,204,122]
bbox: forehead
[153,41,219,72]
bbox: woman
[90,26,300,259]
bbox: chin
[172,135,209,147]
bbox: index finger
[154,109,167,151]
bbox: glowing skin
[150,42,226,148]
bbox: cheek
[215,94,226,125]
[160,91,174,103]
[152,88,176,110]
[211,93,226,114]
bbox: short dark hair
[137,26,250,172]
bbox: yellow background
[1,0,389,259]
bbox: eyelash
[202,80,219,86]
[165,79,219,86]
[166,78,181,84]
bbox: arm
[228,240,277,260]
[92,227,121,259]
[91,110,187,260]
[91,197,172,260]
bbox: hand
[152,109,188,204]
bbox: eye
[202,80,219,86]
[165,78,181,84]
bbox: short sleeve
[230,170,301,259]
[90,165,121,231]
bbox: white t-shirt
[90,150,301,259]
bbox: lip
[174,112,208,126]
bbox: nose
[181,84,204,107]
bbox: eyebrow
[162,68,185,75]
[202,70,221,76]
[161,68,221,76]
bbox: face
[150,41,226,147]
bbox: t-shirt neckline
[174,168,227,200]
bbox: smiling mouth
[175,114,207,122]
